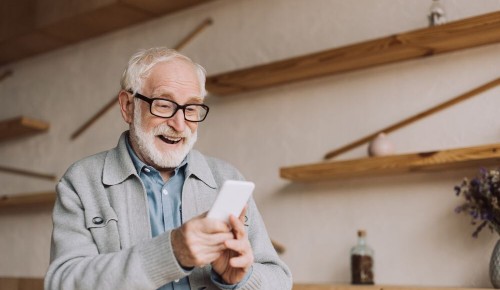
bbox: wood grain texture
[293,285,381,290]
[292,285,493,290]
[0,116,49,142]
[0,166,56,181]
[120,0,213,15]
[281,143,500,182]
[0,0,212,65]
[0,277,43,290]
[40,2,152,43]
[0,280,491,290]
[0,280,492,290]
[206,11,500,96]
[0,192,56,209]
[0,70,13,82]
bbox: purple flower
[455,168,500,237]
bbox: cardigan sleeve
[44,180,189,290]
[230,196,293,290]
[201,154,293,290]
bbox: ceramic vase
[367,133,395,157]
[490,240,500,288]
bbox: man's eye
[156,102,174,109]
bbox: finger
[194,250,225,267]
[199,241,229,254]
[187,241,229,266]
[224,238,250,254]
[202,232,234,246]
[239,206,248,222]
[198,211,232,233]
[203,218,231,234]
[229,215,246,239]
[230,254,253,268]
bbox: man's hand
[211,208,254,285]
[171,213,234,268]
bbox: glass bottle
[350,230,374,285]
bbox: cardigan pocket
[85,206,121,253]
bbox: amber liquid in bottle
[351,230,374,285]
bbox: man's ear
[118,90,134,124]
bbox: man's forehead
[144,62,200,89]
[150,58,196,74]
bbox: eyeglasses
[132,92,209,122]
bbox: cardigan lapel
[185,149,217,189]
[103,132,138,186]
[102,132,152,246]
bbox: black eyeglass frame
[132,92,209,122]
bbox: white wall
[1,0,500,287]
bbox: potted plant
[455,168,500,287]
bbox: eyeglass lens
[152,99,207,121]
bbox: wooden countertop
[0,278,493,290]
[293,284,493,290]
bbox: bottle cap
[357,230,366,237]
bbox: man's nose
[167,109,186,132]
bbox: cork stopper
[357,230,366,237]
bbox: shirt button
[92,217,104,225]
[162,189,168,195]
[174,279,179,283]
[144,167,150,173]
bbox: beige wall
[1,0,500,287]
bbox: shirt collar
[103,131,216,189]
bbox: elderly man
[45,48,292,290]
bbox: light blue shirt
[126,136,252,290]
[126,137,190,290]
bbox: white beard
[129,105,197,168]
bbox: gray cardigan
[45,132,292,290]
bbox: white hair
[120,47,207,98]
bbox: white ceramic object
[367,133,395,157]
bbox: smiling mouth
[158,135,182,144]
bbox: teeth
[158,135,182,144]
[165,136,181,142]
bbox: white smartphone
[207,180,255,223]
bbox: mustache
[151,123,191,138]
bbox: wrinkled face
[128,59,203,169]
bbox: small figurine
[428,0,447,27]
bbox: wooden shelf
[293,285,380,290]
[0,281,490,290]
[280,143,500,182]
[207,11,500,96]
[292,285,493,290]
[0,116,49,142]
[0,191,56,209]
[0,277,44,290]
